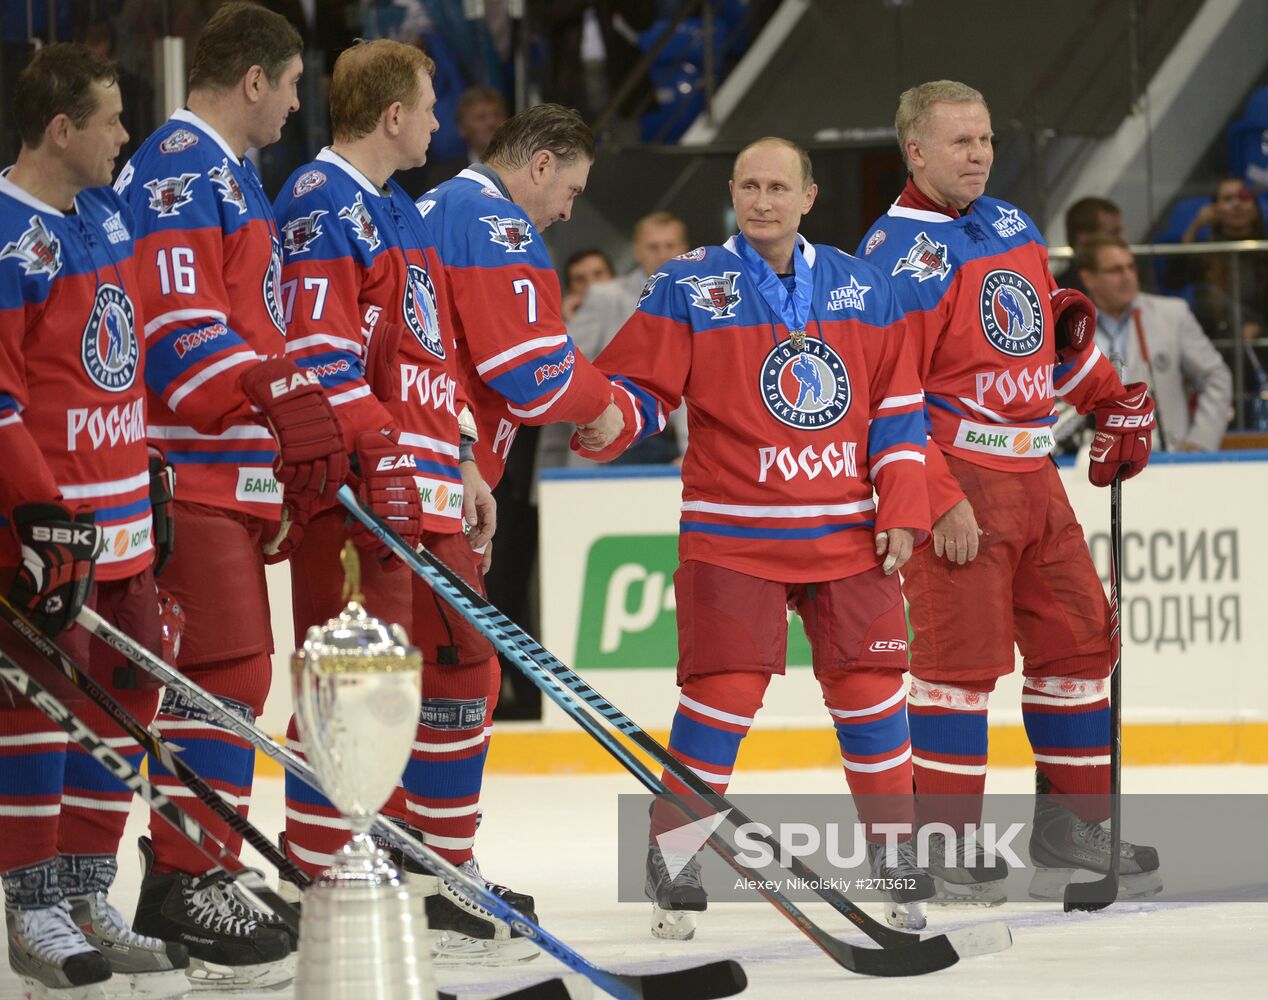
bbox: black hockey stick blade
[438,977,591,1000]
[612,959,747,1000]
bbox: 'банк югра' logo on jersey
[264,236,285,333]
[678,272,742,319]
[0,215,62,279]
[207,160,247,214]
[760,338,851,429]
[143,173,199,217]
[479,215,533,252]
[282,210,327,255]
[404,263,444,359]
[339,192,381,252]
[979,269,1043,358]
[891,231,951,282]
[81,284,138,392]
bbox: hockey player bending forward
[859,80,1160,903]
[575,137,935,936]
[115,4,347,985]
[270,40,538,965]
[0,43,189,999]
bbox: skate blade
[185,953,295,991]
[650,904,698,941]
[19,979,109,1000]
[1029,866,1164,901]
[429,931,539,966]
[884,900,927,931]
[930,875,1008,906]
[105,968,192,999]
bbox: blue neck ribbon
[733,233,812,338]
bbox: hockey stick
[0,595,312,896]
[72,609,746,1000]
[337,487,1012,976]
[0,647,298,933]
[1064,475,1123,912]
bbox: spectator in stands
[404,85,509,194]
[1164,177,1268,427]
[562,248,616,322]
[1055,195,1124,291]
[539,211,690,467]
[1080,235,1232,451]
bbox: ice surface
[3,765,1265,999]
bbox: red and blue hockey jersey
[858,185,1124,516]
[274,149,467,532]
[575,235,930,583]
[115,110,285,517]
[0,174,152,579]
[417,167,611,488]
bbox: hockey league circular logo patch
[760,338,851,429]
[81,284,138,392]
[404,263,444,359]
[979,269,1043,357]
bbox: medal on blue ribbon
[734,233,812,350]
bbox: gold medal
[789,328,806,351]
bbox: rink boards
[258,451,1268,774]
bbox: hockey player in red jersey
[271,39,535,965]
[575,138,935,936]
[114,4,346,984]
[416,104,624,489]
[859,80,1159,903]
[0,43,190,998]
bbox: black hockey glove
[148,445,176,577]
[7,503,103,635]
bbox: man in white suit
[1078,235,1233,451]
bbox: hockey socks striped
[1022,675,1111,820]
[908,678,990,831]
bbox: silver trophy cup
[292,573,435,1000]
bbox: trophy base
[295,880,437,1000]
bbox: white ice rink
[3,764,1265,1000]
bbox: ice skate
[131,838,294,991]
[1028,772,1162,900]
[924,830,1009,905]
[6,901,111,999]
[867,840,935,931]
[645,846,706,941]
[68,891,190,999]
[413,866,538,967]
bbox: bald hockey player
[575,137,934,935]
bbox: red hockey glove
[239,359,348,509]
[365,319,405,403]
[260,488,313,565]
[148,445,175,577]
[7,503,103,635]
[1088,381,1155,487]
[349,430,424,561]
[1051,288,1096,362]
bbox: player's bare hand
[460,460,496,550]
[874,527,915,575]
[478,536,493,573]
[577,399,623,450]
[933,498,982,565]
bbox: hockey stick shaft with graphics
[337,486,1012,976]
[72,607,745,1000]
[0,595,311,892]
[0,646,299,933]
